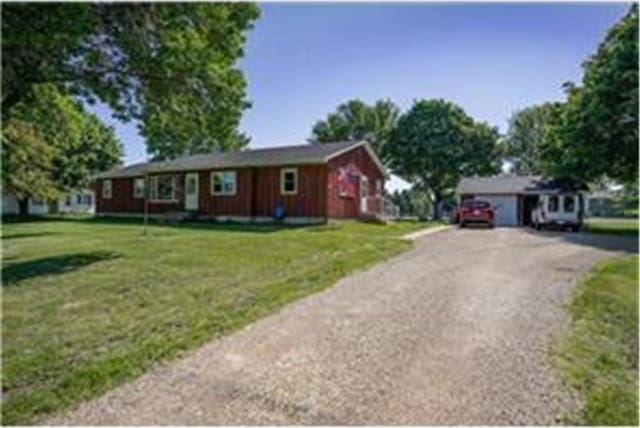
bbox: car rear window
[463,200,490,209]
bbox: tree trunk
[18,197,29,217]
[432,191,443,221]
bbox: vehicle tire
[460,221,466,228]
[535,221,541,231]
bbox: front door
[360,176,368,214]
[184,173,199,211]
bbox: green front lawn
[1,217,433,424]
[584,217,639,236]
[554,255,639,425]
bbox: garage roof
[457,175,586,195]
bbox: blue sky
[91,2,629,190]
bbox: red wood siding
[96,166,328,218]
[96,175,183,214]
[252,165,327,217]
[199,169,253,216]
[326,146,384,218]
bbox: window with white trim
[149,175,176,201]
[339,181,348,197]
[281,168,298,195]
[102,180,112,199]
[211,171,236,195]
[375,179,383,197]
[548,195,559,212]
[133,178,145,199]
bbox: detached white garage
[455,175,538,227]
[475,194,518,226]
[456,175,587,227]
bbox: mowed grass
[584,217,639,236]
[1,217,434,424]
[555,255,638,425]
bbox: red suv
[459,200,495,228]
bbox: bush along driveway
[554,255,638,425]
[1,218,435,425]
[47,228,637,425]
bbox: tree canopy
[538,5,638,185]
[385,99,501,219]
[2,3,260,159]
[310,99,400,162]
[503,103,560,175]
[2,84,123,208]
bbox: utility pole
[143,171,149,236]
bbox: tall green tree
[386,99,501,219]
[310,99,400,162]
[540,5,638,185]
[2,85,123,215]
[2,3,260,159]
[504,103,560,175]
[1,120,58,215]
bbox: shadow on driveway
[522,228,638,254]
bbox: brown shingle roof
[98,141,384,179]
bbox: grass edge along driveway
[554,255,638,425]
[1,218,436,425]
[584,217,638,236]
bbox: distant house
[2,190,95,216]
[456,175,586,227]
[2,194,49,216]
[94,141,388,223]
[57,191,95,215]
[585,189,617,217]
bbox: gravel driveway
[48,228,637,425]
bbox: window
[31,198,44,207]
[76,194,83,204]
[462,200,490,209]
[83,194,92,205]
[548,195,559,212]
[281,168,298,195]
[339,181,348,197]
[360,177,369,198]
[65,196,71,207]
[375,180,383,197]
[102,180,112,199]
[563,195,575,213]
[134,178,145,199]
[211,171,236,195]
[149,175,176,202]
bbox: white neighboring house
[57,190,95,214]
[2,190,95,216]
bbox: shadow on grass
[1,232,58,240]
[584,226,639,237]
[3,215,309,234]
[2,251,120,286]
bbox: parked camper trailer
[531,193,584,231]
